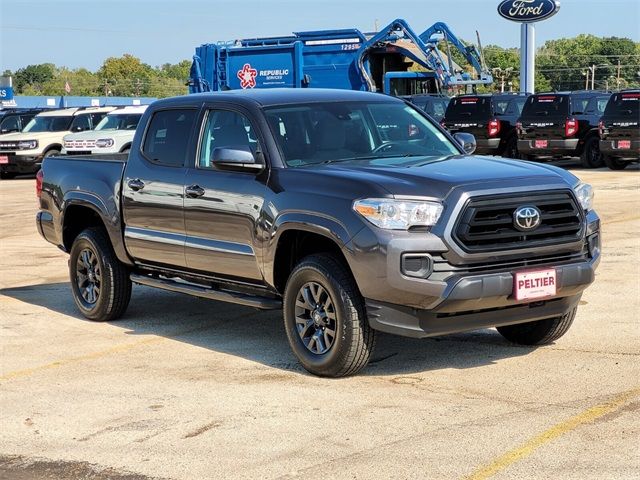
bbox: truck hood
[293,155,579,200]
[64,130,134,141]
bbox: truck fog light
[401,253,433,278]
[586,219,600,236]
[587,233,600,258]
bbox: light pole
[587,64,612,90]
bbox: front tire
[603,155,629,170]
[69,227,131,321]
[580,137,603,168]
[497,308,577,345]
[283,254,376,377]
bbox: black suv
[599,90,639,170]
[517,91,611,167]
[442,93,528,158]
[0,109,45,135]
[402,94,450,122]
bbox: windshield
[23,115,72,133]
[264,101,459,167]
[95,113,143,131]
[603,92,639,117]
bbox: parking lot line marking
[0,324,214,382]
[464,386,640,480]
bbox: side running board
[130,273,282,310]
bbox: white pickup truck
[0,106,115,178]
[62,106,148,155]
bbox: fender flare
[264,211,359,286]
[61,191,133,266]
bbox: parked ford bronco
[598,90,640,170]
[37,89,600,377]
[443,93,528,158]
[0,106,114,178]
[517,91,610,167]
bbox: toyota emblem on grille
[514,206,542,231]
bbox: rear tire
[504,136,520,159]
[497,308,576,345]
[580,137,603,168]
[283,254,376,377]
[69,227,131,321]
[603,155,629,170]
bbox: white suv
[0,106,115,178]
[62,106,148,155]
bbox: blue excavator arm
[419,22,491,84]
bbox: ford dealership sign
[498,0,560,23]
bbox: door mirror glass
[453,132,476,154]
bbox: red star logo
[237,63,257,89]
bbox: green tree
[14,63,56,93]
[98,54,155,96]
[157,60,191,82]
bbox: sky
[0,0,639,72]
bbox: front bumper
[346,209,600,339]
[0,153,42,174]
[518,138,579,157]
[599,139,640,159]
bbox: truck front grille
[453,191,583,252]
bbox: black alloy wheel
[75,248,101,305]
[295,281,337,355]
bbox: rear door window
[445,97,491,120]
[521,95,569,118]
[142,109,197,167]
[70,114,91,132]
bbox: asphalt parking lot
[1,162,638,480]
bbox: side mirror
[453,132,477,155]
[211,146,264,172]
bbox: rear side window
[0,115,19,133]
[603,92,640,117]
[521,95,569,118]
[143,109,197,167]
[572,97,590,114]
[445,97,491,120]
[493,100,510,115]
[431,100,448,118]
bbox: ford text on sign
[497,0,560,23]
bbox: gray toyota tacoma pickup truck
[36,89,601,377]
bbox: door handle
[127,178,145,191]
[185,184,205,198]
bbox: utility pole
[591,64,596,90]
[617,59,621,90]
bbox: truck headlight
[18,140,38,150]
[353,198,443,230]
[95,138,114,148]
[574,183,594,211]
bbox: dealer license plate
[0,155,8,164]
[513,268,556,301]
[617,140,631,149]
[534,140,548,148]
